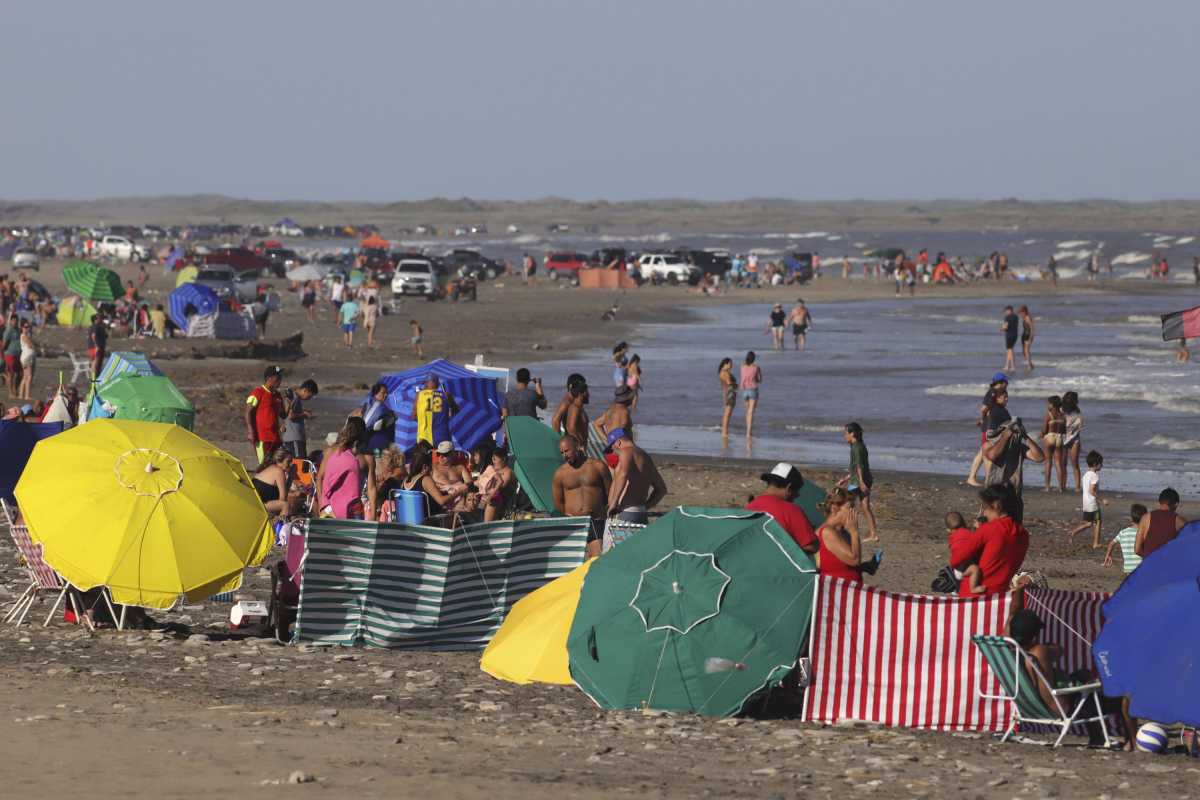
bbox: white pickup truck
[94,234,151,262]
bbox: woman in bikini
[718,357,736,437]
[1040,395,1067,492]
[625,354,642,412]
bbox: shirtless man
[550,373,586,433]
[604,428,667,552]
[552,434,612,558]
[788,299,813,351]
[593,385,634,441]
[553,376,600,458]
[431,440,472,510]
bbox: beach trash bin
[393,489,427,525]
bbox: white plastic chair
[66,352,90,385]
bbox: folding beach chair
[66,352,91,385]
[2,499,90,629]
[972,634,1112,748]
[289,459,318,514]
[268,522,308,643]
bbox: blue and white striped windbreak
[376,359,502,452]
[87,351,164,420]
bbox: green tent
[97,375,195,430]
[505,417,562,513]
[63,260,123,302]
[566,506,818,717]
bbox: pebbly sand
[1,259,1194,797]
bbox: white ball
[1136,722,1168,753]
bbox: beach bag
[930,565,959,594]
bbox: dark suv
[263,248,302,276]
[443,249,502,280]
[204,247,274,277]
[676,249,732,276]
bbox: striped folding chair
[972,634,1111,748]
[2,500,90,629]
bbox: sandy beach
[2,259,1194,797]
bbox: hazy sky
[3,1,1196,202]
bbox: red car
[204,247,275,276]
[544,251,589,280]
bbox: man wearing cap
[745,463,818,554]
[594,384,635,442]
[966,372,1009,487]
[603,428,667,551]
[412,375,458,447]
[245,366,285,462]
[431,440,472,508]
[552,434,612,559]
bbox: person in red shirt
[948,485,1029,597]
[244,365,285,462]
[745,462,817,554]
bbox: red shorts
[4,355,18,373]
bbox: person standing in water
[739,351,762,438]
[1018,305,1035,371]
[766,304,786,351]
[718,357,736,438]
[788,299,813,351]
[1001,305,1019,372]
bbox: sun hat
[435,441,454,455]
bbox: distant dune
[2,195,1200,231]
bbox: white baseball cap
[760,462,804,488]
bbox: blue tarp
[87,351,165,420]
[168,283,219,330]
[0,420,64,505]
[376,359,501,452]
[1094,521,1200,726]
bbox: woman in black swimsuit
[1018,305,1035,371]
[253,447,292,516]
[767,303,786,351]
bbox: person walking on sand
[603,429,667,552]
[409,319,423,359]
[17,320,35,401]
[766,304,786,351]
[739,351,761,438]
[1018,305,1035,371]
[1067,450,1109,548]
[363,295,379,347]
[339,294,360,347]
[788,299,813,351]
[1001,305,1019,372]
[1040,395,1067,492]
[718,357,737,437]
[301,280,317,322]
[838,422,879,541]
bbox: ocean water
[530,294,1200,496]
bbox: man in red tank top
[1135,488,1187,559]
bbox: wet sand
[1,259,1193,797]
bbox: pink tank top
[739,364,761,390]
[321,448,361,519]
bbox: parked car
[637,253,702,285]
[391,258,439,297]
[414,224,438,236]
[544,251,589,281]
[95,234,151,262]
[263,248,302,276]
[12,247,39,270]
[204,247,273,276]
[194,266,258,303]
[443,249,502,280]
[676,248,732,276]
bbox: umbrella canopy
[378,359,502,452]
[794,479,826,527]
[168,282,219,330]
[175,265,199,287]
[87,351,164,420]
[566,507,818,716]
[286,263,328,282]
[1094,522,1200,726]
[360,234,390,250]
[505,417,561,513]
[63,260,123,302]
[55,295,98,328]
[14,419,272,608]
[0,420,64,505]
[98,375,195,430]
[481,560,592,685]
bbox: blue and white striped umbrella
[376,359,502,452]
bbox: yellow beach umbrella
[175,265,199,287]
[481,559,592,685]
[15,419,272,609]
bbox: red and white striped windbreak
[801,578,1107,732]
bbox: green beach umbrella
[505,417,562,513]
[566,507,818,717]
[97,375,195,430]
[794,479,826,527]
[63,260,123,302]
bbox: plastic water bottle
[705,657,746,674]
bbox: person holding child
[947,485,1029,597]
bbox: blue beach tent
[375,359,502,452]
[168,283,219,331]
